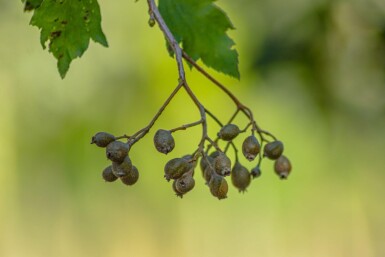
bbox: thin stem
[169,119,203,133]
[205,108,224,127]
[148,0,208,154]
[129,82,183,146]
[227,109,240,125]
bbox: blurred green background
[1,0,385,256]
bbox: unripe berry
[217,124,240,141]
[263,141,284,160]
[91,132,115,147]
[102,165,117,182]
[112,156,132,178]
[231,162,251,192]
[106,141,129,163]
[214,153,231,176]
[250,166,261,179]
[242,135,260,161]
[175,173,195,194]
[121,165,139,185]
[164,158,191,181]
[209,173,228,200]
[274,155,292,179]
[154,129,175,154]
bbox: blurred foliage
[1,0,385,257]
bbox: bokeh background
[1,0,385,256]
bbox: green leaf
[21,0,43,11]
[30,0,108,78]
[158,0,240,79]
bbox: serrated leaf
[158,0,240,79]
[30,0,108,78]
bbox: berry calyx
[242,135,260,161]
[214,152,231,176]
[263,140,284,160]
[231,162,251,192]
[164,157,191,181]
[121,165,139,185]
[154,129,175,154]
[106,141,129,163]
[217,124,240,141]
[209,173,228,200]
[91,132,116,147]
[102,165,118,182]
[274,155,292,179]
[112,156,133,177]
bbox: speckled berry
[274,155,292,179]
[217,124,240,141]
[154,129,175,154]
[164,158,191,181]
[263,141,284,160]
[231,162,251,193]
[242,135,260,161]
[102,165,118,182]
[120,165,139,185]
[91,132,115,147]
[112,156,132,178]
[106,141,129,163]
[209,173,228,200]
[214,153,231,176]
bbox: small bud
[250,166,261,179]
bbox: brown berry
[274,155,292,179]
[250,166,261,179]
[175,173,195,195]
[263,141,284,160]
[164,158,191,181]
[106,141,129,163]
[91,132,115,147]
[102,165,118,182]
[209,173,228,200]
[112,156,132,178]
[154,129,175,154]
[231,162,251,192]
[217,124,240,141]
[214,153,231,176]
[120,165,139,185]
[242,135,260,161]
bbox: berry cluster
[92,132,139,186]
[91,0,292,199]
[92,118,291,199]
